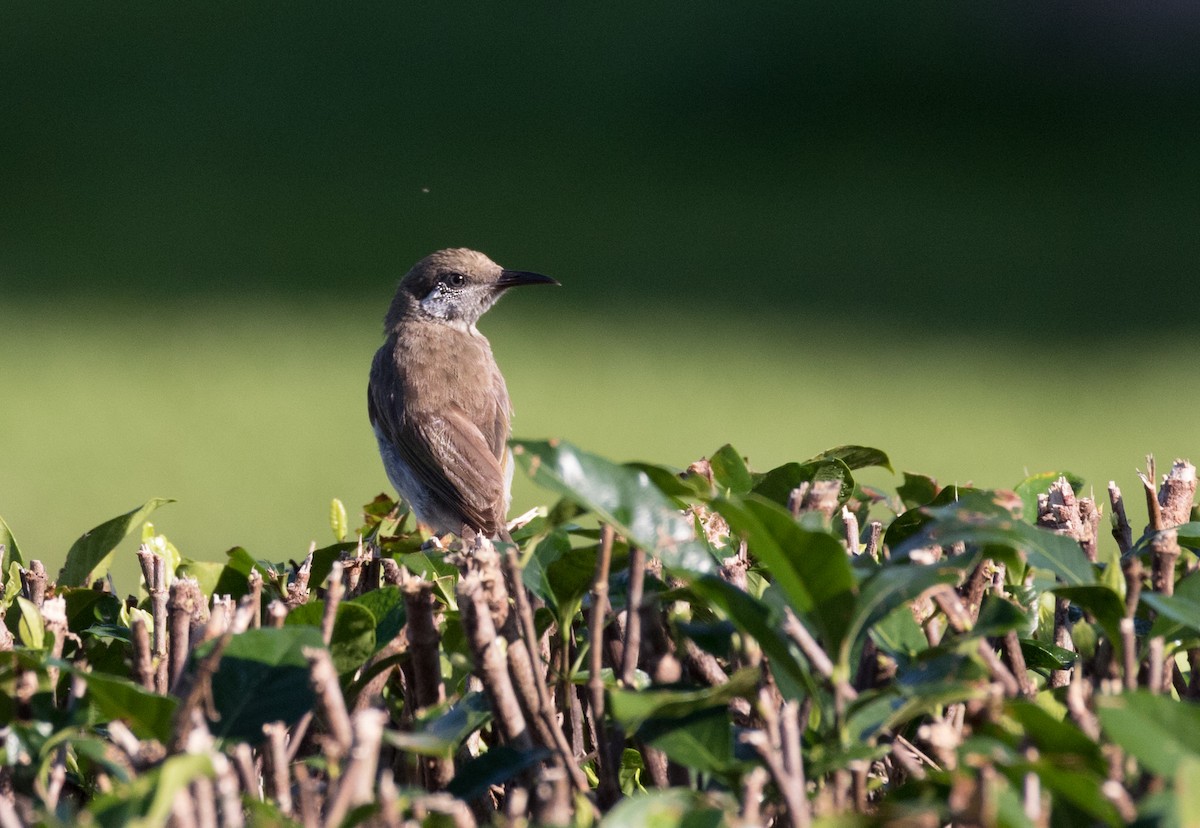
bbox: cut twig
[303,646,353,759]
[168,578,204,693]
[19,560,47,608]
[457,570,530,749]
[1108,482,1133,555]
[262,722,292,815]
[321,561,345,645]
[620,545,646,686]
[325,709,388,828]
[589,524,619,807]
[1157,459,1196,529]
[132,615,155,690]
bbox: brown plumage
[367,248,557,537]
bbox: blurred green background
[3,3,1199,580]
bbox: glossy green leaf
[383,692,491,758]
[205,626,323,742]
[15,597,44,649]
[446,745,549,800]
[58,498,174,586]
[1144,569,1200,639]
[0,514,23,569]
[62,588,123,634]
[1019,638,1077,672]
[750,458,855,506]
[711,494,856,647]
[308,541,357,590]
[838,562,962,672]
[347,586,407,653]
[626,462,709,499]
[809,444,893,472]
[687,576,814,700]
[1172,521,1200,551]
[286,600,376,675]
[897,471,940,509]
[870,604,928,662]
[609,667,757,733]
[708,444,753,493]
[512,438,714,573]
[639,706,738,776]
[1096,691,1200,777]
[77,670,179,743]
[175,559,227,599]
[1051,584,1125,652]
[970,594,1029,638]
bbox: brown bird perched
[368,248,558,537]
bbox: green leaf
[446,745,549,800]
[15,596,45,649]
[309,542,358,591]
[750,458,855,506]
[609,668,758,733]
[58,498,174,587]
[1051,584,1125,653]
[1096,691,1200,777]
[970,594,1029,638]
[77,670,179,743]
[1144,570,1200,639]
[687,576,814,700]
[839,562,961,672]
[638,706,738,776]
[383,692,492,758]
[600,789,724,828]
[0,514,23,569]
[62,588,122,634]
[1006,701,1103,769]
[88,753,213,828]
[1177,756,1200,828]
[347,586,407,653]
[809,444,893,473]
[175,559,228,598]
[897,471,940,509]
[1177,521,1200,551]
[512,439,715,573]
[524,530,601,618]
[205,626,323,742]
[1018,638,1077,672]
[330,497,349,542]
[711,494,856,648]
[286,601,376,675]
[626,462,709,499]
[708,444,753,494]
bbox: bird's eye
[445,272,466,288]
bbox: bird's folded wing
[370,391,506,534]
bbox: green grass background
[3,3,1199,586]
[2,298,1194,585]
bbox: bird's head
[387,248,558,330]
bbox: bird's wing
[404,406,508,533]
[368,347,507,533]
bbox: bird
[368,248,558,538]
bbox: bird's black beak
[496,269,560,289]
